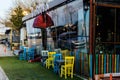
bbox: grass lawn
[0,56,82,80]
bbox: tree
[0,0,36,30]
[10,6,24,30]
[0,0,51,30]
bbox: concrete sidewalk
[0,67,9,80]
[0,45,14,56]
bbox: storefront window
[49,0,89,52]
[95,6,120,54]
[46,0,90,76]
[26,18,42,55]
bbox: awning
[33,13,54,29]
[5,29,11,34]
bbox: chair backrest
[54,53,62,61]
[61,50,70,59]
[23,47,27,54]
[28,46,35,51]
[48,52,56,59]
[27,47,35,55]
[41,50,48,56]
[65,56,74,67]
[20,46,24,50]
[54,48,61,53]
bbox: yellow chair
[60,56,74,79]
[46,52,56,69]
[61,50,70,59]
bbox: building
[22,0,120,79]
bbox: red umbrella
[33,13,54,28]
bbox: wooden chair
[60,56,74,79]
[27,47,35,60]
[19,47,27,60]
[61,50,70,59]
[41,50,48,57]
[53,53,62,73]
[46,52,56,69]
[41,50,48,66]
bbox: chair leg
[46,60,48,68]
[47,64,49,69]
[52,62,54,68]
[47,60,50,69]
[60,68,62,77]
[67,68,69,76]
[71,68,73,78]
[65,68,67,79]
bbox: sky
[0,0,12,34]
[0,0,12,19]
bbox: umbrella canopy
[33,13,54,28]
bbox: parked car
[0,39,7,44]
[57,31,85,50]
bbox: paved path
[0,67,9,80]
[0,45,14,56]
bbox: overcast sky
[0,0,12,19]
[0,0,12,34]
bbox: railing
[73,49,120,79]
[95,53,120,74]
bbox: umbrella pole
[41,28,47,50]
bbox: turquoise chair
[27,47,35,60]
[20,46,24,50]
[19,47,27,60]
[53,53,62,74]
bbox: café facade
[22,0,120,79]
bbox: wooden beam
[94,2,120,8]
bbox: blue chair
[27,47,35,60]
[53,53,62,74]
[19,46,23,49]
[19,47,27,60]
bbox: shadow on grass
[0,56,82,80]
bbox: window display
[95,6,120,54]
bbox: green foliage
[10,6,24,30]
